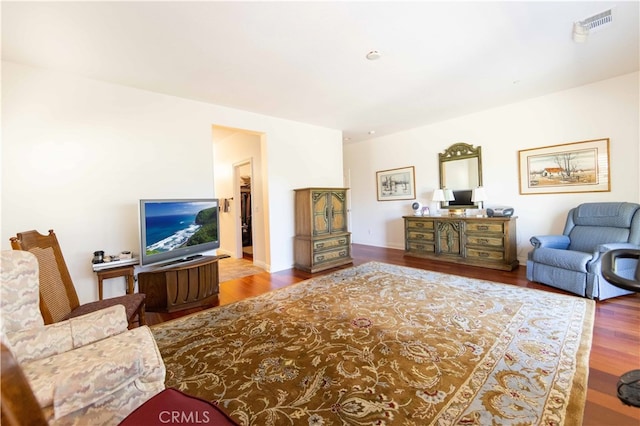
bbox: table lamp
[472,187,488,210]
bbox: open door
[234,160,253,260]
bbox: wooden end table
[95,265,136,300]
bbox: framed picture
[376,166,416,201]
[518,138,610,195]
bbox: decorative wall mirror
[438,143,483,210]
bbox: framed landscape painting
[518,138,610,195]
[376,166,416,201]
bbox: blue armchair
[526,202,640,300]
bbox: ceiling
[2,1,638,143]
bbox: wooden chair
[10,229,146,327]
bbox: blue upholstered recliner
[526,202,640,300]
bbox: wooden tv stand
[137,255,226,313]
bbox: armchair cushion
[68,305,129,347]
[531,247,592,271]
[530,235,570,250]
[65,293,146,323]
[51,356,142,419]
[568,226,630,253]
[22,325,164,420]
[4,305,128,364]
[0,251,44,333]
[574,202,637,226]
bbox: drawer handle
[317,243,325,249]
[478,238,489,245]
[478,252,490,257]
[317,255,325,261]
[416,223,425,228]
[416,234,425,239]
[416,244,426,250]
[477,225,489,231]
[338,239,346,244]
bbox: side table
[95,266,135,300]
[92,258,140,300]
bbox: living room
[1,2,639,424]
[2,2,638,305]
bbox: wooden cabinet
[138,255,223,312]
[404,215,518,271]
[294,188,352,272]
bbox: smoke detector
[366,50,381,60]
[573,8,614,42]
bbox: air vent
[573,8,613,42]
[581,9,613,32]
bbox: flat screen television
[448,190,473,207]
[139,198,220,266]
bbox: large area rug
[151,262,594,425]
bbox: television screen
[139,199,220,266]
[448,190,473,206]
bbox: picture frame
[376,166,416,201]
[518,138,610,195]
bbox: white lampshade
[472,187,488,209]
[471,187,488,202]
[432,189,445,202]
[444,189,455,201]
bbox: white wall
[344,72,640,263]
[1,61,344,303]
[4,60,635,305]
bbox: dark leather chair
[601,248,640,408]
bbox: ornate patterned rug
[151,262,594,425]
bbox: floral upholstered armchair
[0,250,166,425]
[526,202,640,300]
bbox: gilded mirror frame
[438,143,483,209]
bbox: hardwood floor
[146,243,640,425]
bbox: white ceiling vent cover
[580,9,613,33]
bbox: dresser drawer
[466,247,504,261]
[407,241,436,253]
[466,235,504,248]
[466,222,505,234]
[406,219,435,231]
[313,247,350,264]
[313,235,350,252]
[407,230,435,242]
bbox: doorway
[234,160,253,260]
[239,166,253,259]
[212,125,266,270]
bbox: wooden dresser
[294,188,353,273]
[404,215,518,271]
